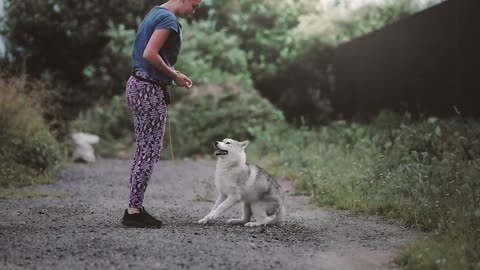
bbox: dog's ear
[240,140,249,149]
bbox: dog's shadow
[160,210,325,245]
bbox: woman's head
[173,0,202,17]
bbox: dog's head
[213,138,249,161]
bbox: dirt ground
[0,159,416,269]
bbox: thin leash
[165,97,216,196]
[165,93,214,169]
[167,111,175,162]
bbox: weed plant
[0,73,63,192]
[250,111,479,270]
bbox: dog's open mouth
[213,144,228,156]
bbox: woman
[122,0,202,228]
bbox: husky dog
[198,138,285,227]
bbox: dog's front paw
[198,218,209,224]
[244,222,261,227]
[198,215,214,225]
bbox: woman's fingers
[175,71,193,89]
[182,74,193,89]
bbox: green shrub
[360,118,480,229]
[396,232,480,270]
[0,74,63,189]
[83,22,136,98]
[198,0,299,80]
[166,81,284,157]
[178,20,250,83]
[2,0,161,120]
[16,129,63,173]
[251,111,479,269]
[3,0,158,81]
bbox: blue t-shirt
[132,6,182,83]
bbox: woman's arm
[143,29,192,88]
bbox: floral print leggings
[125,72,168,208]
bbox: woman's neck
[161,1,181,16]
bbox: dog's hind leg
[271,205,285,226]
[244,202,274,227]
[227,203,252,225]
[264,194,284,226]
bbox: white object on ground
[72,132,100,163]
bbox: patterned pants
[125,72,168,208]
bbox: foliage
[1,0,160,119]
[198,0,299,81]
[364,117,480,230]
[189,0,424,125]
[2,0,447,126]
[166,81,285,157]
[2,0,157,81]
[0,73,63,189]
[83,22,136,98]
[251,111,480,269]
[82,18,253,114]
[396,232,479,270]
[177,20,251,87]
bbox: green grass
[0,168,70,199]
[0,189,69,199]
[250,112,480,270]
[395,232,480,270]
[0,73,64,196]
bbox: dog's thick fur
[198,138,285,227]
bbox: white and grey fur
[198,138,286,227]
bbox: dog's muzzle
[213,142,228,156]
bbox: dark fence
[332,0,480,119]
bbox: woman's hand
[173,71,193,89]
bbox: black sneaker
[121,208,163,228]
[140,207,163,226]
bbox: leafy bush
[166,81,285,157]
[0,74,63,188]
[2,0,158,81]
[361,117,480,230]
[2,0,160,119]
[197,0,299,81]
[252,111,479,269]
[177,20,251,87]
[83,22,136,98]
[396,231,479,270]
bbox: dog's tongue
[214,150,228,156]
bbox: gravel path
[0,159,416,270]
